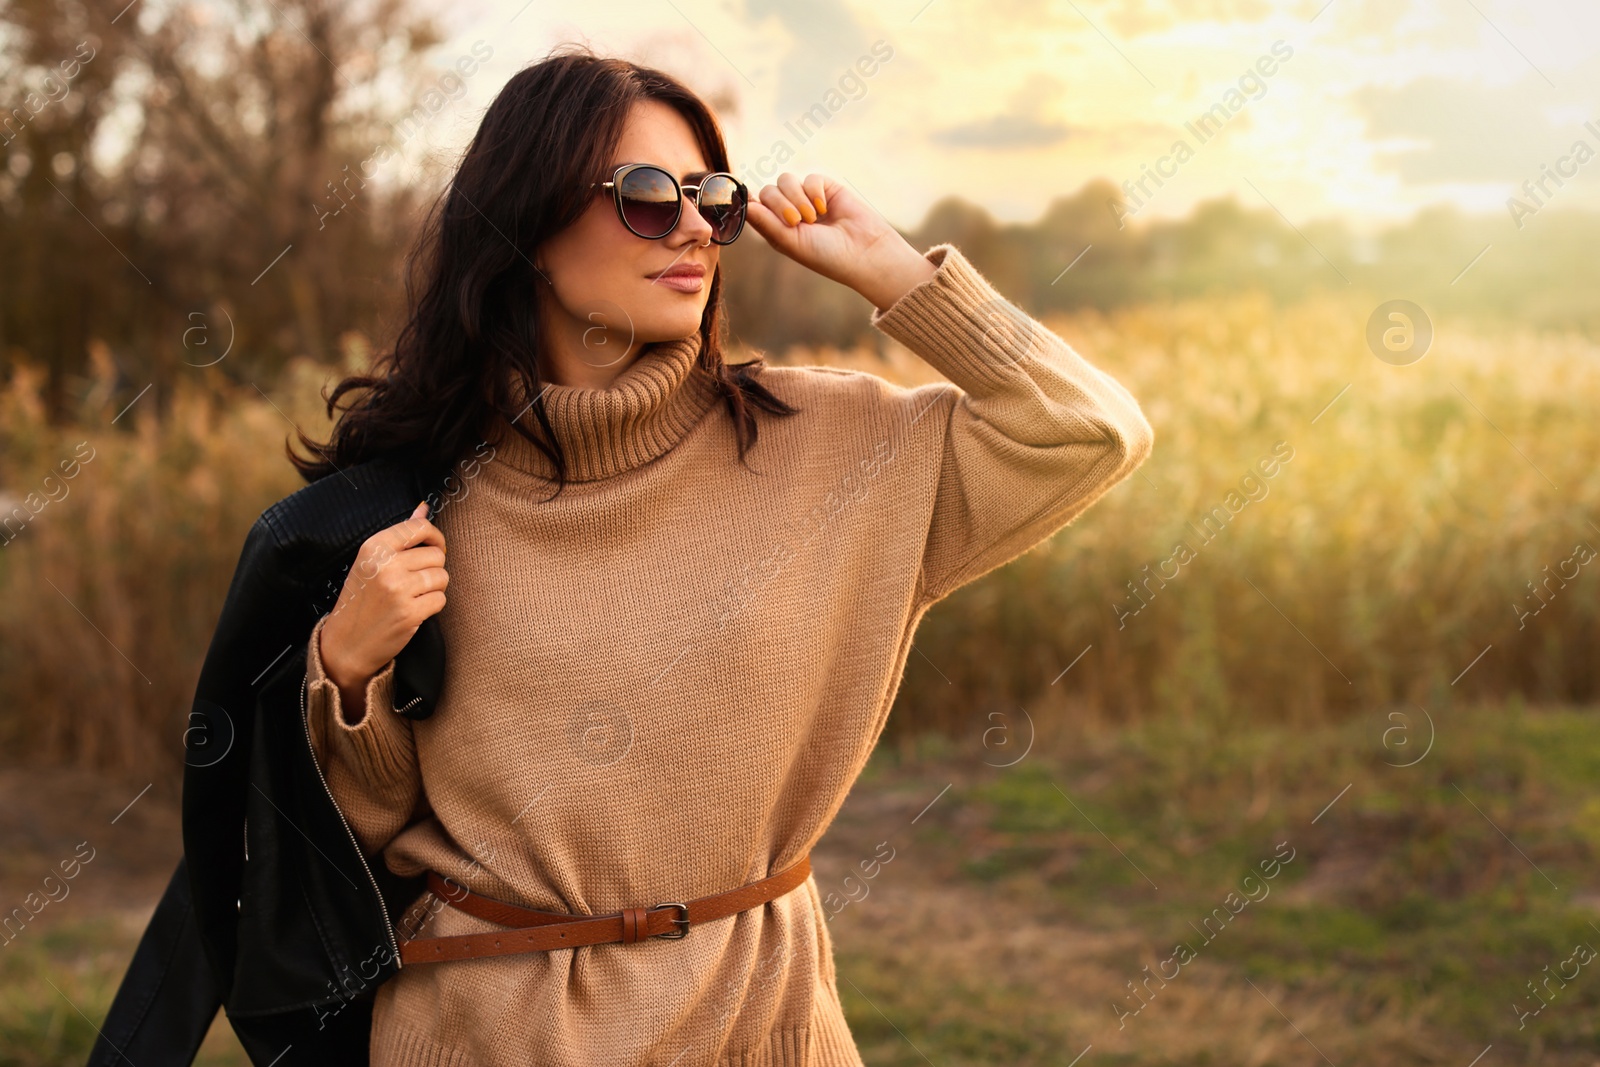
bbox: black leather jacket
[88,451,457,1066]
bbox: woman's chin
[636,307,706,342]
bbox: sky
[402,0,1600,233]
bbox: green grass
[834,702,1600,1065]
[6,703,1598,1064]
[0,914,248,1067]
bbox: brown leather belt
[398,854,812,965]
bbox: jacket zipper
[299,667,403,970]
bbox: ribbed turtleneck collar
[489,333,724,483]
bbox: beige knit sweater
[302,243,1153,1067]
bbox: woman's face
[534,98,721,376]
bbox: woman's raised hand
[319,500,449,722]
[744,171,935,313]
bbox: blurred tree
[0,0,444,422]
[3,2,1598,425]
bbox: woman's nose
[676,196,715,244]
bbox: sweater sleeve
[869,243,1154,607]
[303,611,426,860]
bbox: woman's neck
[535,323,644,390]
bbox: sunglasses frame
[591,162,748,245]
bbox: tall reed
[2,300,1596,770]
[800,293,1600,739]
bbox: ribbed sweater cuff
[868,242,1033,398]
[305,611,414,786]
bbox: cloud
[930,71,1074,149]
[931,113,1072,149]
[743,0,875,117]
[1103,0,1277,39]
[1353,76,1572,184]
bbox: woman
[295,46,1152,1067]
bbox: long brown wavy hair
[289,46,799,499]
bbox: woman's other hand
[319,501,449,720]
[745,171,935,313]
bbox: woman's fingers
[757,183,803,227]
[408,565,449,601]
[397,545,446,572]
[387,501,447,553]
[745,196,790,240]
[802,173,827,217]
[752,172,837,233]
[322,504,453,688]
[775,172,817,223]
[758,172,835,227]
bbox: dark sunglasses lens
[697,175,746,243]
[616,166,679,238]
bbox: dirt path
[0,766,182,943]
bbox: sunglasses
[591,162,748,245]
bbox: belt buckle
[649,902,690,939]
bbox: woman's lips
[651,274,704,293]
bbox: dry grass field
[3,293,1598,1063]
